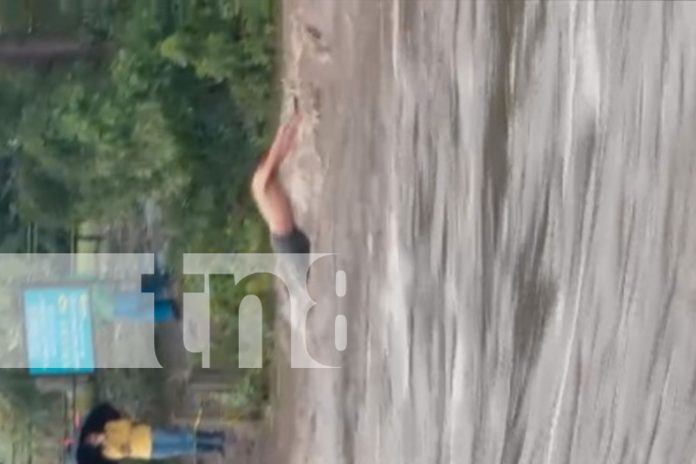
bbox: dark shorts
[271,228,311,280]
[271,227,310,255]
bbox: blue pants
[113,294,175,321]
[151,428,196,459]
[150,428,225,459]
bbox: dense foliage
[1,0,277,254]
[0,1,279,461]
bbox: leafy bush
[0,0,280,418]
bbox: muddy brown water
[275,1,696,463]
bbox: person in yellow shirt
[85,418,226,461]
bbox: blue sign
[23,287,95,375]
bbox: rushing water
[278,1,696,463]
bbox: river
[273,1,696,463]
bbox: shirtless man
[251,111,310,256]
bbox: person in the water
[251,108,310,257]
